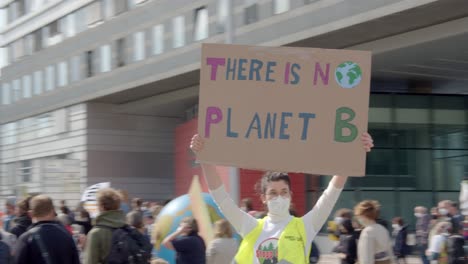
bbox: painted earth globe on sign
[152,193,239,264]
[334,61,362,88]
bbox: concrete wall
[86,103,181,201]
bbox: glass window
[2,122,17,145]
[217,0,228,33]
[194,7,209,41]
[22,75,32,98]
[172,16,185,48]
[12,38,25,61]
[36,113,52,137]
[273,0,290,14]
[86,50,94,77]
[128,0,136,9]
[133,31,145,61]
[12,79,21,101]
[46,20,63,46]
[116,38,126,67]
[87,1,103,26]
[70,55,81,82]
[2,83,11,105]
[8,3,17,23]
[45,65,55,91]
[17,0,26,17]
[103,0,114,19]
[114,0,128,15]
[33,70,43,95]
[75,8,87,34]
[30,0,46,12]
[0,47,9,70]
[152,24,164,55]
[33,29,42,52]
[64,13,76,38]
[20,160,32,183]
[24,34,34,56]
[58,61,68,87]
[0,8,7,29]
[244,1,258,25]
[100,45,111,72]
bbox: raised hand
[361,132,374,152]
[190,134,204,154]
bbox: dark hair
[127,211,144,229]
[17,196,33,214]
[241,198,254,211]
[255,172,291,195]
[392,217,404,226]
[132,198,143,207]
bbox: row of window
[1,0,296,68]
[0,0,298,105]
[1,0,151,66]
[2,113,53,145]
[0,0,149,27]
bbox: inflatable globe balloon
[153,193,240,264]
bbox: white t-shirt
[211,183,342,264]
[428,234,447,253]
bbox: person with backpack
[446,226,465,264]
[84,188,152,264]
[0,228,15,264]
[14,195,80,264]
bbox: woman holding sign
[190,133,374,264]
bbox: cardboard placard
[198,44,371,176]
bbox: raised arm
[190,135,257,236]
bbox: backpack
[100,225,152,264]
[0,232,12,264]
[446,235,465,263]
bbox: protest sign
[198,44,371,176]
[81,182,111,218]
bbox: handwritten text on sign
[197,44,371,176]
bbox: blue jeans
[418,244,429,264]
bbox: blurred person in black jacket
[333,219,357,264]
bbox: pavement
[318,254,422,264]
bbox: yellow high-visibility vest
[234,217,309,264]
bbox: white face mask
[438,208,448,216]
[414,213,423,218]
[267,196,290,217]
[392,224,400,229]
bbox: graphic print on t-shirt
[256,238,279,264]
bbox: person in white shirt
[190,133,374,264]
[354,200,394,264]
[426,221,450,263]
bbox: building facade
[0,0,467,226]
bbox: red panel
[239,169,306,216]
[174,119,202,196]
[174,119,232,196]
